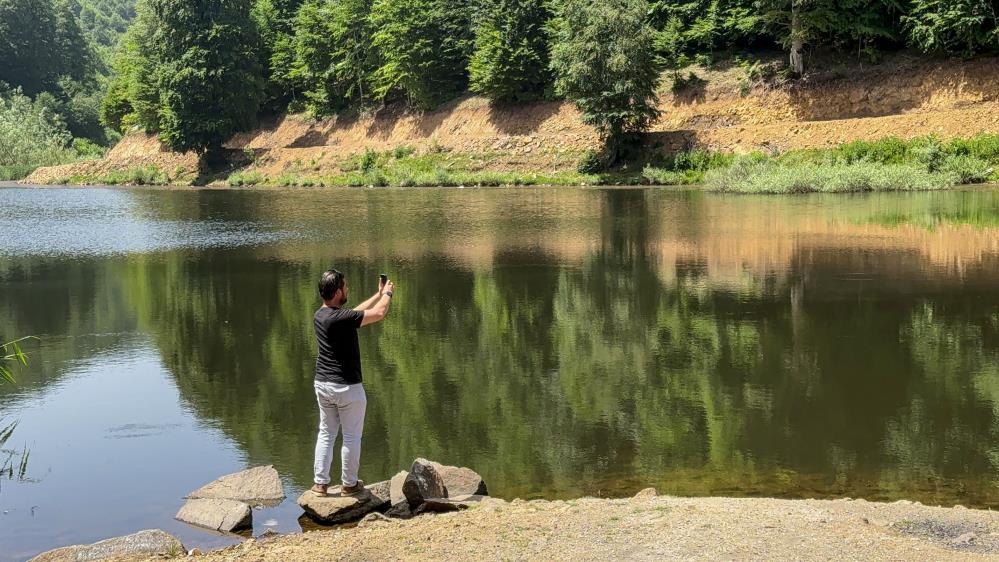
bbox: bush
[706,159,957,194]
[939,155,994,184]
[641,165,689,185]
[576,149,603,173]
[96,165,168,185]
[227,170,265,186]
[0,90,77,179]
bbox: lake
[3,185,999,560]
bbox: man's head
[318,269,349,306]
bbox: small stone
[358,512,391,528]
[188,548,202,556]
[176,498,252,533]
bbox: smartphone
[379,274,388,286]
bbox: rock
[29,529,186,562]
[632,488,658,500]
[390,471,409,505]
[403,459,448,508]
[358,512,391,528]
[415,496,478,515]
[297,485,386,525]
[366,479,392,510]
[176,498,252,533]
[428,462,488,497]
[385,501,414,519]
[188,548,203,556]
[187,465,284,507]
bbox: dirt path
[123,493,999,561]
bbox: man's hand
[361,280,394,326]
[378,276,387,294]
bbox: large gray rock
[187,465,284,506]
[175,498,252,532]
[390,470,409,505]
[29,529,186,562]
[297,481,391,525]
[429,462,488,497]
[366,479,392,510]
[403,458,448,508]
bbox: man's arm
[352,291,383,312]
[353,277,388,311]
[360,281,394,326]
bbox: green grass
[705,160,957,193]
[66,165,169,186]
[640,134,999,193]
[227,170,265,186]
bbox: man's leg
[337,383,367,487]
[313,382,341,486]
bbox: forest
[2,0,999,177]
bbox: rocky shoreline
[27,460,999,561]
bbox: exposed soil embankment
[26,52,999,185]
[119,494,999,561]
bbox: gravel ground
[116,492,999,561]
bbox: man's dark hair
[318,269,344,300]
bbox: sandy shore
[114,492,999,561]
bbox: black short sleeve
[314,307,364,384]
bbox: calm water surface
[4,186,999,560]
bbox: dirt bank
[25,52,999,186]
[118,493,999,561]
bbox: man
[311,268,394,497]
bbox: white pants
[313,381,367,486]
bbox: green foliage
[0,0,97,96]
[227,169,265,186]
[705,158,957,193]
[1,337,33,385]
[370,0,474,108]
[100,0,161,132]
[291,0,377,116]
[0,91,79,179]
[152,0,265,153]
[90,164,168,185]
[468,0,552,102]
[904,0,999,56]
[550,0,661,150]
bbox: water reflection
[4,186,999,559]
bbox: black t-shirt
[314,306,365,384]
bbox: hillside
[25,53,999,186]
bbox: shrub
[641,166,689,185]
[227,170,265,186]
[706,159,957,194]
[939,155,994,184]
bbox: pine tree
[550,0,661,158]
[370,0,473,109]
[151,0,264,153]
[292,0,377,115]
[468,0,552,102]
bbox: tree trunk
[789,0,804,75]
